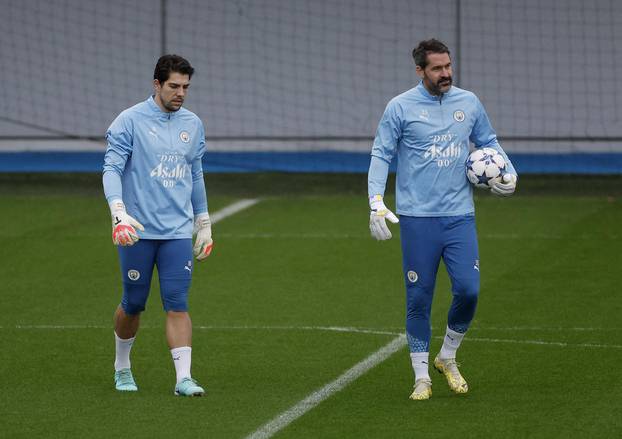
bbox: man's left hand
[491,173,517,196]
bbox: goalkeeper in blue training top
[103,55,213,396]
[367,39,518,400]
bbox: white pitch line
[215,232,364,239]
[1,325,398,336]
[469,326,621,332]
[210,198,261,224]
[244,334,406,439]
[359,326,622,333]
[10,325,108,329]
[459,336,622,349]
[2,324,620,349]
[194,325,401,336]
[481,233,620,240]
[199,232,621,240]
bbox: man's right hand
[193,213,214,261]
[110,200,144,246]
[369,195,399,240]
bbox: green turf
[0,173,620,438]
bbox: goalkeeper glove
[491,173,517,197]
[193,213,213,261]
[110,200,144,246]
[369,195,399,240]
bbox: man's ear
[415,65,424,80]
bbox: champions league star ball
[466,148,507,189]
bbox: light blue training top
[103,96,208,239]
[368,82,516,217]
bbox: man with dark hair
[153,55,195,96]
[411,38,450,70]
[368,39,517,400]
[103,54,212,396]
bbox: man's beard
[432,76,452,94]
[164,100,182,112]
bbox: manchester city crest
[127,269,141,281]
[179,131,190,143]
[453,110,465,122]
[407,270,418,283]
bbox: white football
[466,147,507,189]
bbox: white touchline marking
[194,325,401,336]
[453,336,622,349]
[481,233,620,240]
[2,325,399,337]
[9,325,107,329]
[244,334,406,439]
[178,232,621,240]
[203,232,621,240]
[3,324,621,344]
[355,326,622,333]
[469,326,621,332]
[210,198,261,224]
[216,232,365,239]
[2,325,620,349]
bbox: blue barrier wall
[1,152,621,174]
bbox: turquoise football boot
[174,377,205,396]
[114,368,138,392]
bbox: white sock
[438,326,466,359]
[114,332,135,371]
[410,352,430,381]
[171,346,192,384]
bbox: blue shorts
[117,239,193,315]
[399,214,480,352]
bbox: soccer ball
[466,148,507,189]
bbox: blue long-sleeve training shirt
[368,82,516,217]
[103,96,208,239]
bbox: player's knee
[122,283,149,315]
[406,286,433,319]
[121,296,146,315]
[453,278,479,305]
[162,294,188,312]
[160,279,190,312]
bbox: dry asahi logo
[425,133,463,167]
[150,153,190,188]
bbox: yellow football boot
[433,356,468,394]
[409,378,432,401]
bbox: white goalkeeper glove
[109,200,144,246]
[193,213,213,261]
[369,195,399,241]
[490,173,517,197]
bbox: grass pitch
[0,173,620,438]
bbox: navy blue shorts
[117,239,193,315]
